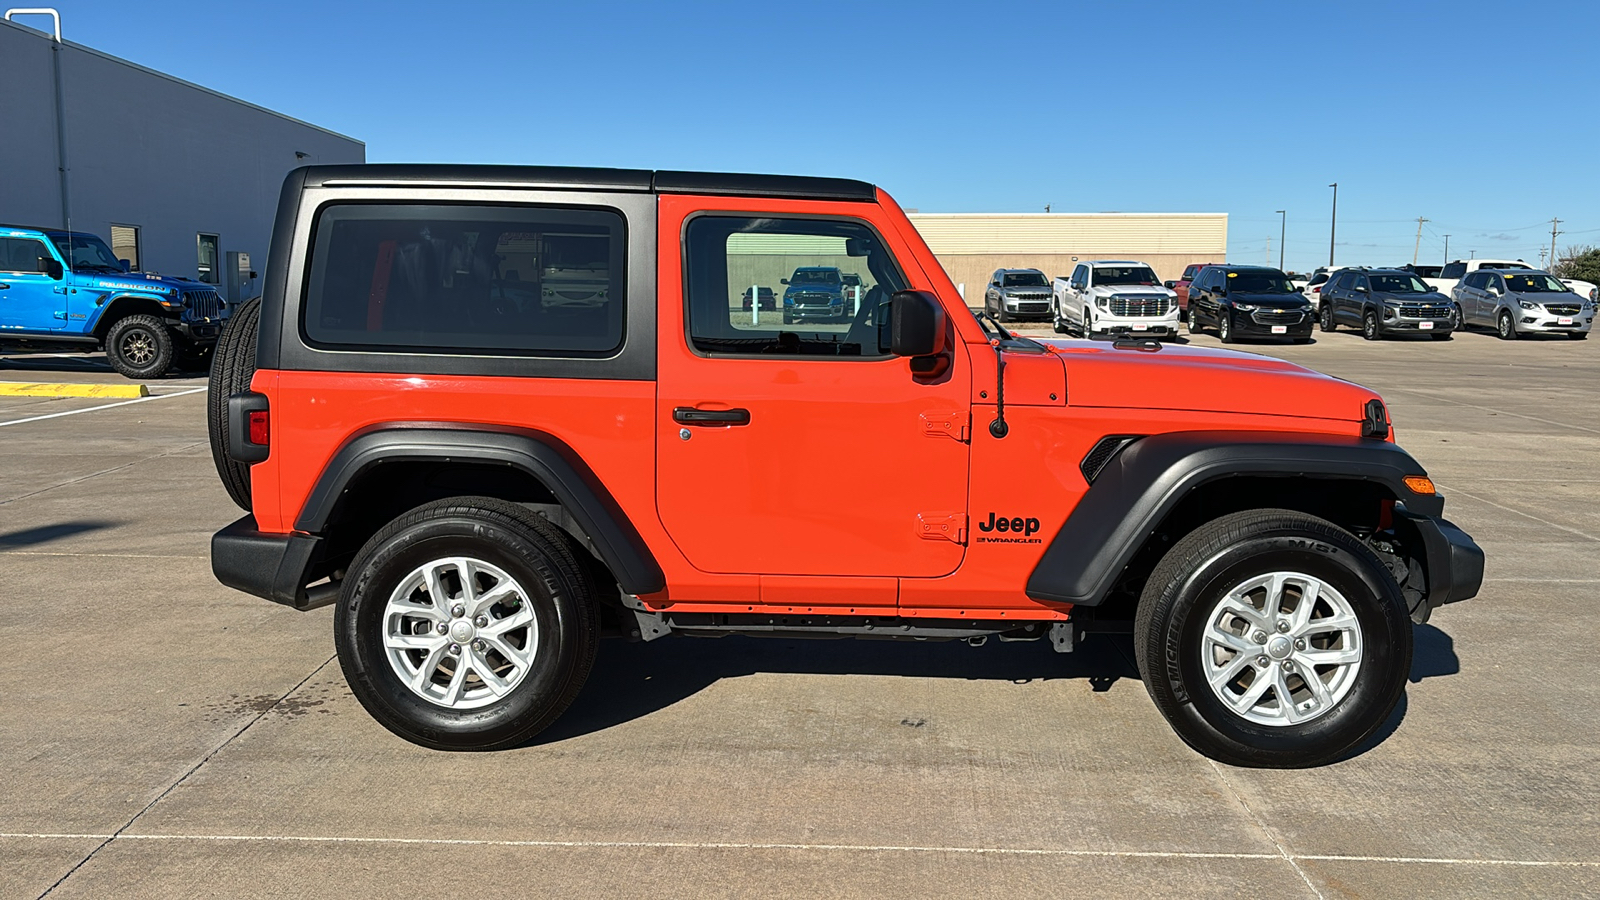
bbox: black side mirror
[39,257,64,280]
[780,278,790,285]
[1163,281,1176,289]
[1356,285,1369,293]
[119,259,132,273]
[890,290,947,358]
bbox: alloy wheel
[1199,571,1364,727]
[382,556,538,709]
[120,329,157,366]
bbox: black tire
[1188,309,1206,336]
[1319,303,1336,333]
[997,302,1011,324]
[1431,332,1453,341]
[1569,332,1587,341]
[208,297,260,511]
[782,311,793,325]
[336,497,600,751]
[1052,302,1068,335]
[1362,310,1381,341]
[1449,304,1463,331]
[1218,311,1236,343]
[1497,310,1518,340]
[1134,509,1412,768]
[105,314,174,379]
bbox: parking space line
[4,832,1595,867]
[1207,761,1326,899]
[0,387,205,428]
[1384,387,1600,436]
[0,441,206,507]
[1434,481,1600,543]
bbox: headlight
[1096,295,1110,309]
[1234,302,1259,311]
[1518,300,1538,311]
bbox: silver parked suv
[983,268,1052,322]
[1452,269,1594,340]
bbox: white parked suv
[1052,260,1180,339]
[1428,258,1531,300]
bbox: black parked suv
[1319,268,1453,341]
[1185,265,1314,343]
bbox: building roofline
[1,18,364,147]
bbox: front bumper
[1226,308,1315,337]
[1517,308,1593,333]
[1396,508,1484,623]
[1002,296,1052,317]
[173,319,222,344]
[786,304,845,320]
[212,515,333,610]
[1090,313,1180,336]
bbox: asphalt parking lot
[2,330,1597,899]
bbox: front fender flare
[1025,431,1441,607]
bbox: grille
[1546,304,1581,315]
[1249,308,1306,325]
[183,289,221,319]
[1109,296,1170,317]
[793,292,837,307]
[1398,304,1451,318]
[1009,291,1050,301]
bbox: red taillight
[247,409,270,445]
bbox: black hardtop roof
[1203,264,1287,273]
[294,164,878,202]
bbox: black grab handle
[673,407,751,426]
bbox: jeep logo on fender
[976,513,1042,544]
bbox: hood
[1374,291,1450,303]
[1002,284,1051,294]
[1091,283,1169,296]
[1038,340,1379,422]
[83,271,212,294]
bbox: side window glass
[683,216,906,358]
[1441,262,1465,279]
[1072,264,1087,287]
[303,203,626,355]
[1355,276,1370,293]
[0,238,49,273]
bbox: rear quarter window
[302,203,626,355]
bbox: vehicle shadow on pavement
[0,520,119,548]
[0,352,211,377]
[1336,623,1459,763]
[533,633,1140,746]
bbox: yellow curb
[0,382,150,399]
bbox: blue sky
[24,0,1600,273]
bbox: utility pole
[1275,210,1286,270]
[1443,234,1450,265]
[1327,183,1338,267]
[1265,235,1272,266]
[1550,217,1562,270]
[1412,217,1429,265]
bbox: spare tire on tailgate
[208,297,260,511]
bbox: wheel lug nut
[473,639,487,652]
[451,604,466,618]
[1256,656,1269,667]
[474,615,489,628]
[1253,632,1267,644]
[435,622,448,635]
[1281,660,1294,672]
[1276,620,1290,633]
[1294,639,1306,651]
[448,643,462,655]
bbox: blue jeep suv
[0,225,225,378]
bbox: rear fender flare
[1025,431,1440,607]
[296,425,665,595]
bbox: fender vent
[1081,435,1143,484]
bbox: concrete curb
[0,382,149,399]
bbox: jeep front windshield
[1227,271,1296,293]
[1503,272,1570,293]
[1094,266,1160,286]
[1368,274,1430,294]
[1002,272,1047,287]
[47,233,124,272]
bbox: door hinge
[917,512,967,544]
[921,411,970,442]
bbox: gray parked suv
[1453,269,1593,340]
[1319,268,1454,340]
[983,268,1052,322]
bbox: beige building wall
[906,213,1228,301]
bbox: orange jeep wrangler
[209,165,1482,767]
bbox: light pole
[1443,234,1450,265]
[1327,183,1338,267]
[1275,210,1286,271]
